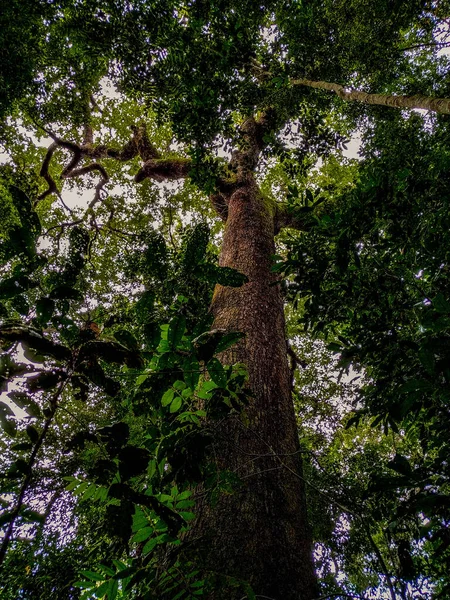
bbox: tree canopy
[1,1,450,599]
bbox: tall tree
[1,1,450,599]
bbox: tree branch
[0,325,71,361]
[287,341,308,389]
[249,59,450,115]
[37,143,60,201]
[63,162,109,210]
[312,594,366,600]
[399,41,450,52]
[290,77,450,114]
[230,111,277,179]
[134,157,191,183]
[37,124,161,202]
[0,378,69,568]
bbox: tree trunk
[190,177,317,600]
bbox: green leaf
[207,358,227,388]
[98,564,115,577]
[157,339,170,354]
[73,581,96,589]
[176,499,194,509]
[0,401,16,437]
[183,355,200,389]
[131,526,153,543]
[36,297,55,324]
[162,388,175,407]
[25,401,42,418]
[179,511,195,521]
[196,380,218,399]
[214,331,244,354]
[107,579,118,600]
[111,559,127,571]
[74,481,90,496]
[93,581,110,598]
[147,458,157,479]
[387,454,412,476]
[168,315,186,348]
[172,379,186,391]
[371,414,384,428]
[64,477,82,492]
[20,507,45,523]
[22,344,46,364]
[141,537,158,555]
[11,441,33,451]
[112,566,136,580]
[345,414,361,429]
[136,372,149,386]
[81,483,98,501]
[25,424,39,443]
[114,329,139,350]
[182,387,194,399]
[169,395,182,413]
[80,571,105,582]
[8,391,42,418]
[176,490,192,501]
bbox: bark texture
[190,174,317,599]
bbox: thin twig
[312,594,366,600]
[0,375,72,567]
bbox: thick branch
[249,59,450,115]
[37,124,161,201]
[290,77,450,114]
[400,41,450,52]
[0,326,142,372]
[37,143,60,201]
[230,111,277,179]
[0,326,71,361]
[134,158,191,183]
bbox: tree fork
[190,177,317,599]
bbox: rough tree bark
[187,119,318,600]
